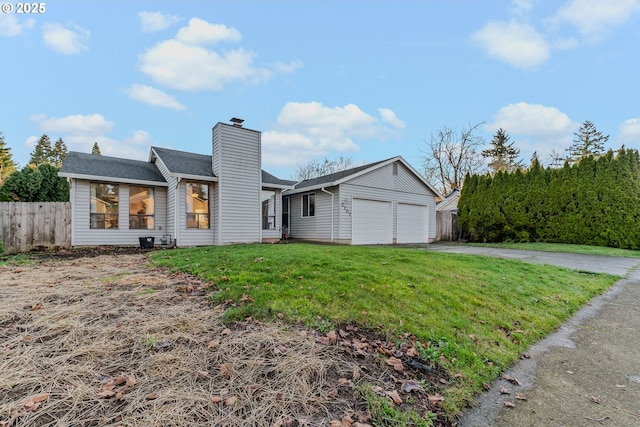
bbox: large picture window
[302,193,315,217]
[129,186,155,229]
[261,190,276,230]
[90,183,119,229]
[186,182,209,229]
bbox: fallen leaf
[221,328,232,336]
[22,393,49,410]
[225,396,237,406]
[220,364,232,379]
[428,393,444,405]
[590,396,601,404]
[515,392,527,401]
[145,392,159,400]
[482,383,491,391]
[342,414,354,426]
[208,340,220,349]
[97,390,117,398]
[385,356,404,372]
[499,386,511,395]
[405,347,419,357]
[211,396,223,403]
[273,345,288,355]
[197,370,209,380]
[401,380,425,393]
[502,374,522,385]
[326,330,337,344]
[329,421,342,427]
[246,384,260,396]
[385,390,403,405]
[125,373,136,387]
[504,401,516,408]
[240,293,254,303]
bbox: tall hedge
[458,148,640,249]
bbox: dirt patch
[1,251,452,426]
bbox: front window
[186,182,209,229]
[261,190,276,229]
[302,193,315,217]
[90,183,118,229]
[129,186,155,229]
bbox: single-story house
[436,188,459,212]
[59,119,440,247]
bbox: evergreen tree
[0,164,69,202]
[91,142,101,155]
[567,120,609,162]
[28,134,53,166]
[482,128,523,173]
[0,132,17,185]
[51,138,68,167]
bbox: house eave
[168,173,218,182]
[58,172,169,187]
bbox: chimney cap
[230,117,244,125]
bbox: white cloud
[378,108,406,129]
[271,60,304,74]
[138,17,298,91]
[486,102,578,161]
[553,0,640,40]
[619,118,640,143]
[42,22,90,55]
[261,102,404,169]
[31,113,114,135]
[175,18,240,45]
[471,20,550,68]
[138,11,180,33]
[27,113,152,160]
[127,84,186,111]
[0,14,34,36]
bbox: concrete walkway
[427,245,640,426]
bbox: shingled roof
[151,147,216,179]
[59,151,166,184]
[292,158,389,191]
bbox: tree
[567,120,609,162]
[28,134,53,166]
[293,155,355,181]
[91,142,101,155]
[547,148,566,168]
[51,138,68,167]
[0,164,69,202]
[421,122,486,194]
[0,132,17,185]
[481,128,523,173]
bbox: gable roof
[59,151,167,186]
[151,147,217,181]
[262,170,296,189]
[287,156,441,197]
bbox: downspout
[320,187,334,243]
[174,177,181,247]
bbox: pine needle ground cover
[150,243,617,418]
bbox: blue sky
[1,0,639,180]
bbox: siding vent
[230,117,244,127]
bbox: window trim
[261,190,277,230]
[302,192,316,217]
[186,182,210,229]
[129,186,155,230]
[90,182,119,229]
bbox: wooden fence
[436,210,458,242]
[0,202,71,254]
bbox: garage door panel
[352,199,392,245]
[397,203,428,243]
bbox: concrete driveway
[426,244,640,426]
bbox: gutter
[174,177,181,246]
[320,187,334,243]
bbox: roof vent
[230,117,244,127]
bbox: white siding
[153,156,176,239]
[213,123,261,244]
[288,190,334,241]
[176,180,215,247]
[347,162,429,195]
[71,180,168,246]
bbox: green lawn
[467,242,640,258]
[149,243,618,419]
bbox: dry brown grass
[0,254,358,426]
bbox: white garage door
[352,199,392,245]
[397,203,428,243]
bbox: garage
[397,203,428,243]
[352,199,392,244]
